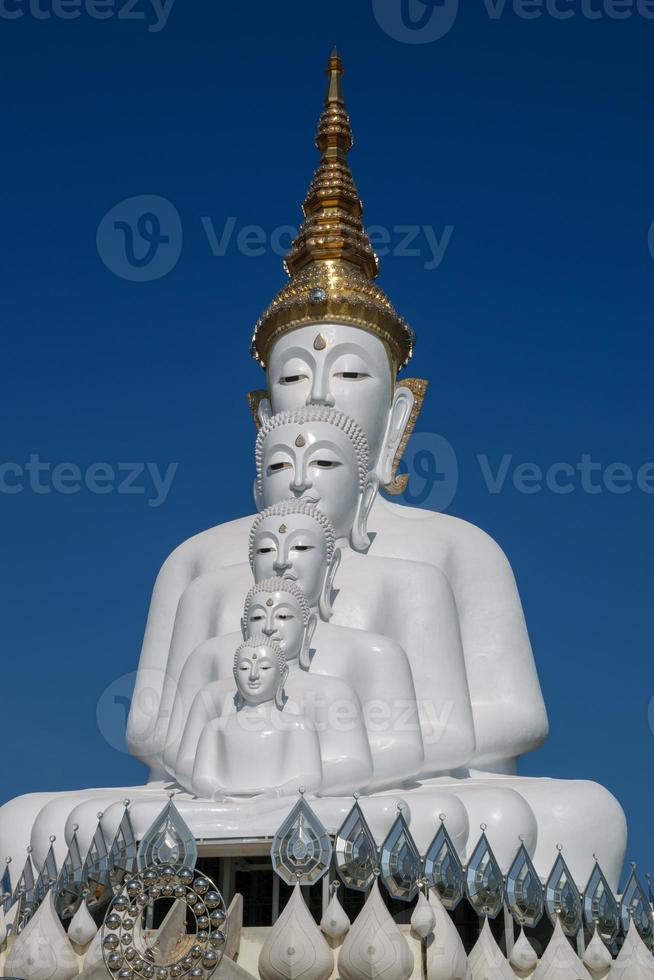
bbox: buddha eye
[267,462,291,474]
[250,614,264,622]
[279,374,308,385]
[312,459,341,469]
[293,544,313,552]
[277,613,292,621]
[257,547,274,555]
[334,371,369,380]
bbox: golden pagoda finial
[250,51,414,373]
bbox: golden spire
[251,51,414,373]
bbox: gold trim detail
[247,389,269,430]
[382,378,429,495]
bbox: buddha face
[244,590,305,660]
[251,514,329,608]
[234,641,283,706]
[267,324,393,468]
[257,418,362,540]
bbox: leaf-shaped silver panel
[54,830,84,921]
[423,822,464,911]
[334,801,378,892]
[32,841,58,913]
[545,852,582,937]
[137,800,198,872]
[506,844,544,927]
[109,806,137,887]
[271,797,332,886]
[465,832,504,919]
[82,817,113,911]
[583,861,619,944]
[379,811,421,902]
[620,867,653,946]
[11,852,36,933]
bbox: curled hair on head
[243,577,311,627]
[233,634,287,710]
[255,406,369,500]
[248,498,336,569]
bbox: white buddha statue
[0,51,627,891]
[190,636,325,800]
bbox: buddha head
[242,577,317,669]
[249,499,339,621]
[248,52,427,496]
[233,635,288,710]
[254,406,376,551]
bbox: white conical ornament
[583,926,613,979]
[509,928,538,977]
[532,916,592,980]
[320,884,350,941]
[467,918,515,980]
[4,891,78,980]
[259,882,333,980]
[425,887,470,980]
[68,898,97,946]
[338,879,414,980]
[410,891,436,940]
[607,919,654,979]
[79,920,104,973]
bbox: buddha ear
[275,664,290,710]
[247,390,272,429]
[351,473,380,552]
[375,384,415,486]
[319,548,341,622]
[240,617,247,641]
[253,478,263,511]
[299,613,318,669]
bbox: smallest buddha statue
[191,636,324,800]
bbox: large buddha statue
[0,50,627,893]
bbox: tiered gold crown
[250,49,415,374]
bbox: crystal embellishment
[334,802,378,892]
[53,829,83,921]
[379,811,421,902]
[423,822,465,911]
[1,860,12,911]
[271,796,332,885]
[583,861,619,943]
[620,866,653,946]
[108,806,137,887]
[545,852,583,936]
[465,832,504,919]
[11,852,36,933]
[81,817,113,911]
[506,844,544,927]
[33,841,58,913]
[137,799,198,871]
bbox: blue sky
[1,1,652,887]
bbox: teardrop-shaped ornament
[81,816,113,911]
[425,887,469,980]
[4,891,79,980]
[509,928,538,973]
[259,883,333,980]
[33,841,58,913]
[379,810,421,902]
[271,796,332,886]
[108,804,137,887]
[620,867,654,946]
[11,850,36,933]
[609,918,654,979]
[137,798,198,871]
[410,891,436,939]
[334,801,378,892]
[533,915,592,979]
[583,861,619,944]
[320,883,350,941]
[68,897,97,946]
[338,879,413,980]
[53,830,83,921]
[544,851,583,937]
[465,832,504,920]
[423,820,465,911]
[506,843,544,927]
[582,925,613,977]
[467,918,515,979]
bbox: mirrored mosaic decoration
[506,844,544,927]
[109,804,137,887]
[379,810,421,902]
[101,865,226,980]
[1,859,12,912]
[271,796,332,886]
[583,861,619,944]
[334,801,378,892]
[54,827,84,920]
[620,866,653,946]
[423,820,465,911]
[465,831,504,919]
[11,851,36,933]
[82,814,113,911]
[545,851,583,937]
[32,838,58,913]
[137,799,198,872]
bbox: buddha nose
[289,459,312,496]
[273,548,291,573]
[249,662,260,680]
[309,368,335,407]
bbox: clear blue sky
[2,0,652,888]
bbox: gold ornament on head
[250,49,414,374]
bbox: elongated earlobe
[240,617,247,641]
[253,477,263,511]
[351,473,380,552]
[299,613,318,669]
[375,386,415,486]
[319,548,341,622]
[275,664,290,710]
